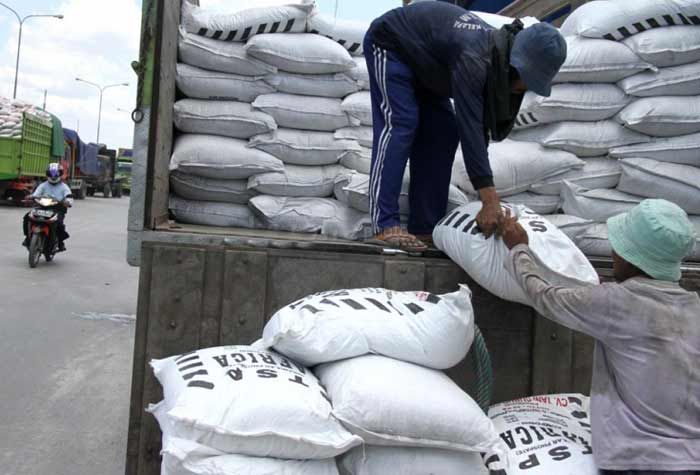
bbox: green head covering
[607,199,695,282]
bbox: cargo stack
[0,97,52,139]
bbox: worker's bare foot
[366,226,428,255]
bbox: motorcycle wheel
[28,233,43,268]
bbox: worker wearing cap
[499,200,700,474]
[363,1,566,253]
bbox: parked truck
[117,147,133,195]
[63,128,125,199]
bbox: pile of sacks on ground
[451,0,700,261]
[0,97,51,139]
[149,285,597,474]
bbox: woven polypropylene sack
[264,71,359,98]
[181,1,312,42]
[341,91,372,126]
[245,33,355,74]
[553,37,654,84]
[176,64,274,102]
[560,0,700,41]
[560,181,643,221]
[617,157,700,214]
[618,62,700,97]
[149,345,361,459]
[249,129,361,165]
[253,93,357,131]
[335,126,372,148]
[170,171,256,204]
[339,146,371,174]
[178,28,277,76]
[338,446,488,475]
[542,214,596,241]
[247,164,350,197]
[307,10,368,56]
[514,84,631,129]
[484,394,596,475]
[433,202,599,306]
[258,286,474,370]
[609,131,700,166]
[502,192,561,215]
[472,11,539,29]
[170,134,284,179]
[623,25,700,67]
[530,157,622,196]
[169,196,257,228]
[616,96,700,137]
[347,57,370,90]
[173,99,276,139]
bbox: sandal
[414,234,435,248]
[365,226,428,255]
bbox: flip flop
[365,226,428,256]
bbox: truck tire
[87,187,95,197]
[113,183,123,198]
[103,183,112,198]
[77,182,87,200]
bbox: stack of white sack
[170,1,377,240]
[504,0,700,261]
[257,286,504,474]
[0,97,52,138]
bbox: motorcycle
[26,196,65,268]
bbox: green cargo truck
[0,112,54,202]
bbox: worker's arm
[61,184,74,207]
[30,182,46,198]
[451,51,502,237]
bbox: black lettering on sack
[320,389,332,403]
[260,353,276,365]
[549,445,572,461]
[663,14,676,25]
[571,409,587,419]
[257,23,267,35]
[187,380,215,390]
[519,454,540,470]
[386,300,405,316]
[247,352,259,364]
[288,298,306,310]
[647,17,660,28]
[213,355,228,367]
[348,43,361,53]
[528,112,538,124]
[366,298,391,313]
[337,38,347,46]
[678,14,691,25]
[301,304,320,314]
[182,370,208,381]
[404,302,424,315]
[541,427,559,438]
[197,27,208,36]
[241,26,252,40]
[528,220,547,233]
[453,213,470,228]
[212,30,223,39]
[500,430,516,450]
[231,353,246,363]
[617,26,633,38]
[178,362,204,372]
[603,33,616,41]
[581,440,593,455]
[292,361,307,374]
[270,22,280,33]
[279,358,293,370]
[283,18,295,32]
[319,298,340,308]
[342,298,366,310]
[633,21,646,32]
[520,114,529,125]
[176,354,199,365]
[516,426,533,445]
[288,375,309,387]
[225,30,237,41]
[441,210,461,227]
[568,396,583,406]
[529,425,545,441]
[690,15,700,25]
[257,369,277,379]
[426,293,441,304]
[175,351,197,362]
[227,368,243,381]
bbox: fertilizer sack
[529,157,622,196]
[335,126,372,148]
[341,91,372,126]
[247,164,350,198]
[347,57,370,90]
[560,0,700,41]
[485,394,595,475]
[170,171,256,204]
[609,131,700,166]
[316,355,506,460]
[338,146,372,174]
[338,446,488,475]
[248,129,361,166]
[542,214,596,242]
[623,25,700,67]
[169,196,257,228]
[149,345,361,459]
[258,286,474,370]
[181,1,311,42]
[433,202,599,306]
[560,181,643,222]
[618,61,700,97]
[245,33,355,74]
[616,96,700,137]
[264,71,359,98]
[307,10,368,56]
[253,93,357,131]
[502,192,561,215]
[176,64,274,102]
[173,99,276,139]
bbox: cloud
[0,0,141,148]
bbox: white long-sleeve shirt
[31,181,73,205]
[504,244,700,472]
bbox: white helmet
[46,163,63,184]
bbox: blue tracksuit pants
[363,35,459,235]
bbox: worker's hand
[476,187,503,239]
[499,209,529,250]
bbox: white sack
[618,61,700,96]
[347,57,370,90]
[433,202,599,306]
[339,146,371,174]
[170,171,255,204]
[259,286,474,370]
[178,28,277,76]
[542,214,596,241]
[176,64,274,102]
[169,196,257,228]
[338,446,488,475]
[502,192,561,215]
[245,33,355,74]
[341,91,372,126]
[509,120,650,157]
[560,181,644,221]
[573,223,614,257]
[315,355,506,457]
[553,37,654,84]
[453,140,584,196]
[530,157,622,195]
[624,25,700,67]
[253,93,356,131]
[173,99,276,139]
[335,126,373,148]
[149,345,360,458]
[250,195,367,236]
[265,71,359,98]
[560,0,700,41]
[609,131,700,166]
[485,394,596,475]
[617,157,700,214]
[249,129,361,165]
[181,1,311,41]
[161,437,339,475]
[170,134,284,179]
[247,164,350,197]
[307,10,368,56]
[515,84,631,129]
[616,96,700,137]
[472,11,539,29]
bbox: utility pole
[42,89,47,110]
[75,78,129,144]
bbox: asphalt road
[0,196,138,475]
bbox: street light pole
[0,2,63,99]
[75,78,129,144]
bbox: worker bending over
[363,1,566,253]
[500,199,700,475]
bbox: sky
[0,0,401,150]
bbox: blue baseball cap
[510,23,567,97]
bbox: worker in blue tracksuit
[363,1,566,253]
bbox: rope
[470,324,493,412]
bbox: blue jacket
[369,1,496,190]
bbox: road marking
[75,312,135,324]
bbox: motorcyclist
[22,163,73,252]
